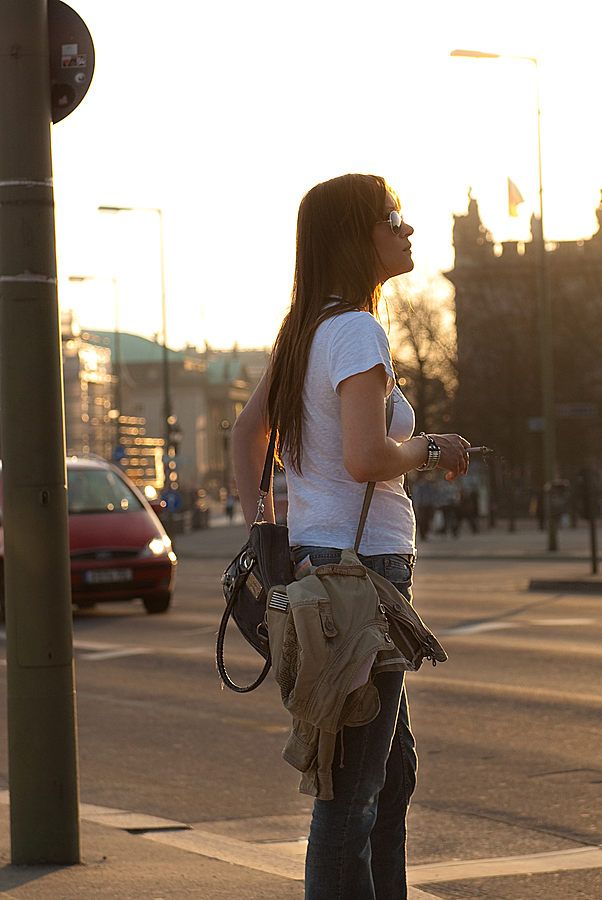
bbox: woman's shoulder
[310,310,393,389]
[320,309,388,341]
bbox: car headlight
[145,535,173,557]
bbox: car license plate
[84,568,133,585]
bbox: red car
[0,456,177,618]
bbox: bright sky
[53,0,601,351]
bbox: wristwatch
[417,432,440,471]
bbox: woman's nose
[404,222,414,237]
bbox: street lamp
[68,274,122,452]
[450,49,558,551]
[97,205,173,456]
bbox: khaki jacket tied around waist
[266,547,409,800]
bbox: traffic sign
[163,491,181,512]
[48,0,95,123]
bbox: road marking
[445,621,516,635]
[72,639,153,661]
[407,845,602,884]
[410,674,602,709]
[144,826,305,881]
[1,633,152,664]
[73,639,122,651]
[441,630,602,659]
[531,617,597,626]
[78,647,149,661]
[447,616,598,633]
[74,639,265,670]
[79,801,191,832]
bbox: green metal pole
[0,0,80,863]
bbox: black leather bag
[216,430,294,693]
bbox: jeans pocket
[293,546,341,567]
[383,558,412,586]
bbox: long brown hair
[267,173,398,473]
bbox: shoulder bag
[217,428,294,692]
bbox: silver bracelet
[417,432,440,471]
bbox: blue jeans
[292,547,418,900]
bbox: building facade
[78,330,265,504]
[62,311,115,460]
[446,193,602,509]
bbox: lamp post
[219,418,232,491]
[450,49,558,550]
[97,205,173,456]
[69,274,121,452]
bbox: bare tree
[383,271,458,432]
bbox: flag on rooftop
[508,177,524,217]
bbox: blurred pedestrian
[231,173,469,899]
[458,487,479,534]
[438,478,460,537]
[411,474,436,541]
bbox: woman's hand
[429,433,470,480]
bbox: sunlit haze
[53,0,601,351]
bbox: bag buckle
[239,549,255,571]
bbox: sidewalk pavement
[0,797,441,899]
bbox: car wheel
[143,593,171,614]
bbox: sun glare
[52,0,602,350]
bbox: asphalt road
[1,550,601,899]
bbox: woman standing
[232,173,469,899]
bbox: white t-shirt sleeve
[327,312,395,394]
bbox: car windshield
[67,468,143,514]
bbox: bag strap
[255,426,277,522]
[354,393,395,553]
[216,571,272,693]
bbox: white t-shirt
[284,310,417,555]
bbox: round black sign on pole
[48,0,95,123]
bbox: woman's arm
[231,371,276,528]
[339,365,469,482]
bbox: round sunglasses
[377,210,404,235]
